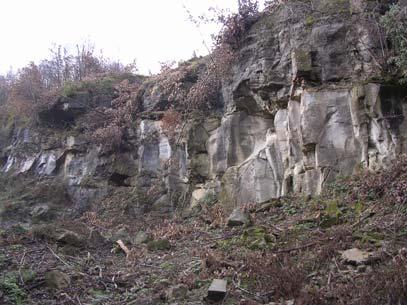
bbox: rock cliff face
[198,0,407,207]
[1,0,407,222]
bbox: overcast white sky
[0,0,266,75]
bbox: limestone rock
[134,231,152,245]
[227,208,251,227]
[29,204,51,221]
[191,153,210,178]
[190,188,207,209]
[207,279,227,302]
[341,248,371,265]
[2,1,407,223]
[292,49,312,78]
[45,270,71,290]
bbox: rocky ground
[1,158,407,305]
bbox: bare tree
[0,75,11,106]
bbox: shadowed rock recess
[1,0,407,222]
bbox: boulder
[207,279,227,302]
[341,248,372,265]
[227,208,251,227]
[29,204,51,221]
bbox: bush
[161,107,182,140]
[360,3,407,83]
[186,45,234,111]
[213,0,260,50]
[0,42,138,126]
[0,273,26,305]
[345,156,407,205]
[81,78,142,149]
[241,252,306,300]
[380,4,407,83]
[186,0,261,111]
[61,76,115,98]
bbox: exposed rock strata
[1,0,407,219]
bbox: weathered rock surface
[227,208,251,227]
[134,231,153,245]
[207,279,227,302]
[31,223,105,248]
[341,248,372,265]
[1,0,406,221]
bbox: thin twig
[232,267,273,302]
[76,295,83,305]
[26,280,45,290]
[46,245,71,267]
[18,250,27,285]
[271,241,319,254]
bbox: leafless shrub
[2,42,137,126]
[186,45,235,110]
[161,107,182,140]
[81,211,114,229]
[213,0,260,50]
[200,203,228,227]
[182,1,262,112]
[147,64,192,106]
[347,156,407,205]
[296,288,328,305]
[39,42,137,89]
[151,219,199,241]
[322,250,407,305]
[317,226,352,264]
[241,252,306,300]
[0,75,12,107]
[159,60,177,73]
[179,272,198,290]
[82,79,141,149]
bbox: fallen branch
[18,250,27,285]
[116,240,131,257]
[26,280,45,290]
[232,267,273,302]
[352,208,375,228]
[271,241,319,254]
[46,245,72,267]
